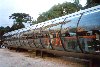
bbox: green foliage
[74,0,83,9]
[37,13,48,23]
[36,2,80,23]
[84,0,100,9]
[32,20,37,25]
[4,26,11,32]
[9,13,32,30]
[10,22,25,31]
[31,0,100,25]
[0,26,5,36]
[0,26,11,37]
[9,13,32,23]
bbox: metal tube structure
[2,5,100,63]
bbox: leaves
[0,26,11,36]
[83,0,100,9]
[10,22,25,31]
[9,13,33,30]
[36,2,80,23]
[9,13,32,23]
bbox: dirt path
[0,48,85,67]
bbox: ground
[0,48,86,67]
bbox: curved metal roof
[3,5,100,36]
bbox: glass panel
[61,15,80,51]
[78,9,100,53]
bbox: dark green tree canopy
[36,2,80,23]
[0,26,11,36]
[9,13,32,30]
[10,22,25,31]
[9,13,32,23]
[73,0,100,9]
[84,0,100,8]
[4,26,11,32]
[0,26,5,36]
[36,0,100,24]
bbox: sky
[0,0,86,27]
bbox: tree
[9,13,32,23]
[73,0,100,9]
[10,22,25,31]
[37,2,80,23]
[37,13,48,23]
[32,20,37,25]
[4,26,11,33]
[0,26,11,47]
[0,26,11,35]
[84,0,100,8]
[74,0,83,9]
[9,13,32,30]
[0,26,5,47]
[0,26,5,36]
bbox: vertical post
[59,25,66,51]
[36,50,38,56]
[48,27,54,50]
[41,51,43,58]
[76,13,84,53]
[59,18,69,51]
